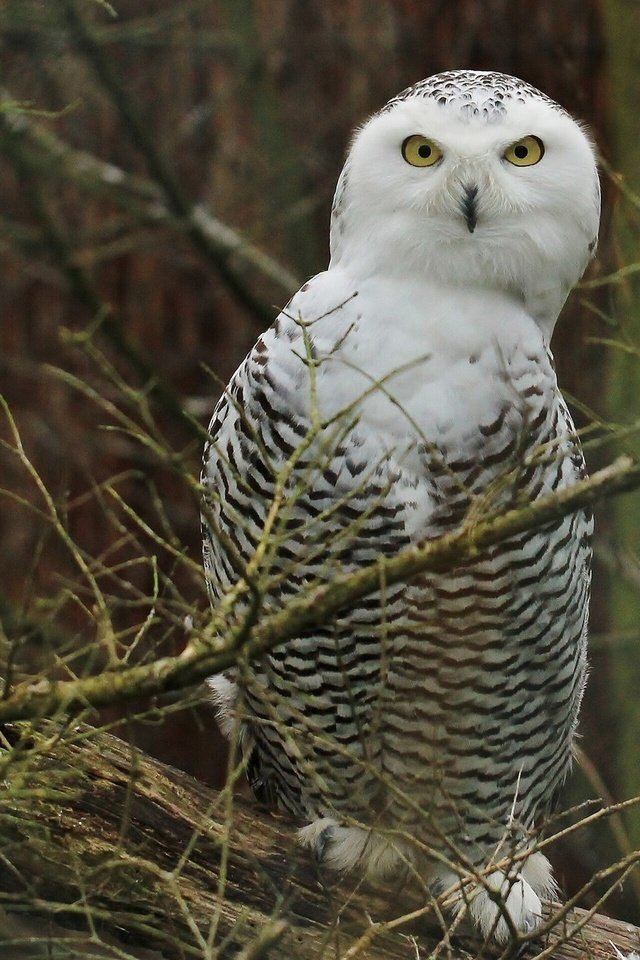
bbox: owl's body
[202,72,599,940]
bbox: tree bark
[2,724,638,960]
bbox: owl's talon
[314,824,335,864]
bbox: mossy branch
[0,455,637,724]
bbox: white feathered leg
[439,851,556,942]
[298,818,410,880]
[300,816,557,942]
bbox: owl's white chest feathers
[274,266,557,476]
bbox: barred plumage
[202,70,600,941]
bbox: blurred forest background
[1,0,640,928]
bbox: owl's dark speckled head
[383,70,565,123]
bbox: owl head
[330,71,600,335]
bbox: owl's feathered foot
[300,819,555,943]
[298,818,409,879]
[441,851,556,943]
[457,870,541,941]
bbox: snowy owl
[201,70,600,941]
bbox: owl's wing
[201,274,411,817]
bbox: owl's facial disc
[329,71,600,326]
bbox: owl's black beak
[460,184,478,234]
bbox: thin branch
[0,455,637,724]
[58,0,280,327]
[575,747,640,909]
[0,117,208,443]
[0,99,300,298]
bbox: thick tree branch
[0,456,637,724]
[1,724,638,960]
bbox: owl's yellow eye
[402,135,443,167]
[503,135,545,167]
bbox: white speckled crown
[383,69,564,121]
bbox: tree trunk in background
[600,0,640,859]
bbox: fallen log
[1,722,638,960]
